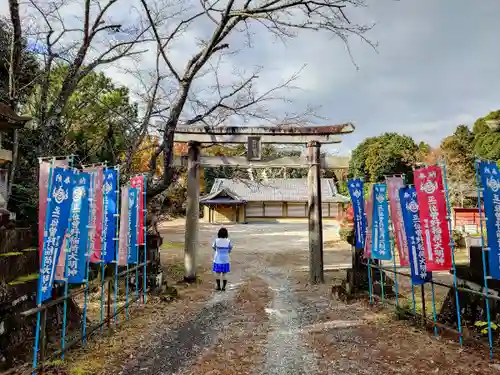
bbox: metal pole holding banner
[474,159,494,359]
[411,283,416,314]
[368,257,373,304]
[386,181,399,309]
[61,156,75,359]
[113,166,121,324]
[385,175,404,309]
[125,182,130,320]
[32,157,56,373]
[125,262,130,319]
[420,284,427,325]
[441,160,463,346]
[379,184,386,304]
[135,200,140,306]
[410,168,439,337]
[82,172,95,346]
[365,181,374,305]
[143,175,148,304]
[430,282,438,337]
[379,260,385,303]
[418,169,438,338]
[99,163,108,337]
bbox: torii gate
[173,123,354,284]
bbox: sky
[2,0,500,155]
[234,0,500,154]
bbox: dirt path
[63,220,500,375]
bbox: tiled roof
[200,187,246,204]
[209,178,350,203]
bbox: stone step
[0,229,33,255]
[0,249,38,284]
[0,276,37,308]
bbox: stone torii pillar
[308,141,324,284]
[184,141,200,282]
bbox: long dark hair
[218,227,228,239]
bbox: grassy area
[8,272,39,285]
[0,251,23,257]
[161,241,184,250]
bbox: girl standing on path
[212,227,232,291]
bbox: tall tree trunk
[147,82,191,198]
[7,129,19,204]
[6,0,22,207]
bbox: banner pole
[385,176,399,309]
[363,200,373,305]
[135,182,140,306]
[412,167,438,336]
[430,281,438,337]
[401,175,414,314]
[367,183,374,305]
[114,167,121,325]
[32,157,56,373]
[379,185,386,304]
[125,183,130,320]
[61,156,75,359]
[99,164,108,337]
[143,175,148,304]
[441,160,463,346]
[474,159,494,359]
[379,260,385,303]
[82,172,95,346]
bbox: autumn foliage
[129,135,163,175]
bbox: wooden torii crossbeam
[173,123,354,144]
[173,155,350,169]
[171,123,355,285]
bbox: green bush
[339,227,354,244]
[452,229,465,248]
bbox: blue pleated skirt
[213,263,230,273]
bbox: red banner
[364,186,373,259]
[84,167,104,263]
[414,165,452,271]
[118,186,129,266]
[387,176,410,266]
[130,175,145,244]
[38,159,68,262]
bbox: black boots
[215,279,227,291]
[216,280,227,291]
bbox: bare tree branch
[20,0,154,154]
[134,0,372,198]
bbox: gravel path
[115,267,246,375]
[259,268,319,375]
[97,221,500,375]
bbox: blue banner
[66,173,91,284]
[347,179,366,248]
[479,161,500,280]
[39,168,74,302]
[399,186,432,285]
[102,169,118,263]
[371,183,392,260]
[127,187,138,264]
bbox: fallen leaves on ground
[292,280,500,375]
[178,278,271,375]
[60,265,216,375]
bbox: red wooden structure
[453,207,480,233]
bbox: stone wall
[0,228,38,368]
[0,228,84,370]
